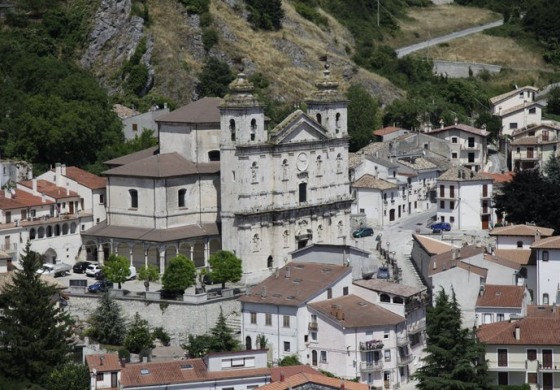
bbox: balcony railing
[397,336,409,347]
[308,321,318,331]
[360,341,384,351]
[491,359,535,371]
[398,354,413,366]
[407,319,426,333]
[360,360,383,372]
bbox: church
[84,65,352,283]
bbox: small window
[311,332,317,341]
[283,315,290,328]
[299,182,307,203]
[450,201,455,209]
[250,119,257,141]
[230,119,236,141]
[529,107,536,114]
[132,123,138,132]
[316,113,322,124]
[451,152,457,159]
[335,113,341,132]
[543,250,549,261]
[250,312,257,324]
[96,372,104,381]
[440,200,445,209]
[208,150,220,161]
[343,286,349,296]
[451,137,458,144]
[327,288,332,299]
[498,349,508,367]
[320,351,327,363]
[543,293,549,305]
[510,123,518,129]
[178,189,187,208]
[527,349,537,361]
[265,313,272,326]
[450,216,455,223]
[517,241,523,248]
[129,189,138,209]
[497,313,504,322]
[468,137,475,148]
[384,350,391,362]
[283,341,290,352]
[99,194,105,204]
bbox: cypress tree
[414,288,489,389]
[209,307,239,353]
[0,243,73,384]
[89,292,127,345]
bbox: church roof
[156,97,221,124]
[83,221,219,242]
[103,153,219,178]
[104,146,159,167]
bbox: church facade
[84,67,352,283]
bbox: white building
[533,236,560,306]
[475,284,529,327]
[435,166,493,230]
[510,124,560,172]
[114,103,170,140]
[490,86,542,137]
[425,123,489,172]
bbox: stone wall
[433,60,501,78]
[67,292,241,346]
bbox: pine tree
[88,292,127,345]
[0,243,73,384]
[209,307,239,353]
[544,154,560,185]
[414,288,489,389]
[124,312,153,354]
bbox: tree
[245,0,284,31]
[0,243,73,384]
[546,86,560,115]
[544,154,560,185]
[182,334,212,358]
[208,250,242,289]
[88,292,127,345]
[103,254,131,289]
[162,255,196,294]
[414,288,489,389]
[124,312,154,354]
[45,363,90,390]
[346,84,381,152]
[196,57,234,98]
[208,307,239,352]
[138,264,160,291]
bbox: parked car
[431,222,451,232]
[94,269,105,280]
[85,264,103,277]
[73,261,95,274]
[36,262,72,277]
[96,265,136,281]
[352,227,374,238]
[377,266,390,280]
[87,279,113,293]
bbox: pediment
[270,110,330,145]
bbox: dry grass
[412,33,551,70]
[385,4,501,48]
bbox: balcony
[360,360,383,373]
[308,321,318,331]
[360,340,384,351]
[398,354,413,366]
[397,336,409,347]
[407,319,426,334]
[437,193,457,200]
[492,359,534,372]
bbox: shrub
[202,28,219,52]
[152,327,171,346]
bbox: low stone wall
[433,60,501,78]
[67,291,242,347]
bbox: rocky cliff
[80,0,404,106]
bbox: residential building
[475,284,529,327]
[435,166,494,230]
[490,224,555,301]
[510,124,560,171]
[373,126,410,142]
[259,372,368,390]
[86,353,122,389]
[532,236,560,306]
[477,304,560,389]
[120,104,170,140]
[0,159,32,188]
[490,86,542,137]
[85,68,352,283]
[425,123,489,171]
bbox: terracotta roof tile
[531,236,560,249]
[490,224,554,237]
[269,365,320,382]
[428,246,486,277]
[157,97,221,124]
[239,262,351,307]
[429,123,488,137]
[86,353,122,373]
[352,174,398,190]
[438,166,493,182]
[63,167,106,189]
[499,101,543,117]
[412,234,455,255]
[483,253,521,270]
[309,294,405,328]
[19,180,78,200]
[373,126,404,136]
[511,135,556,146]
[476,284,525,308]
[494,249,534,266]
[260,372,368,390]
[479,171,514,183]
[0,189,53,210]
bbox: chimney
[285,266,291,278]
[280,372,285,382]
[120,358,126,368]
[32,179,37,194]
[99,355,105,366]
[341,381,345,390]
[55,163,63,186]
[66,186,70,196]
[61,164,66,176]
[514,324,520,340]
[535,230,541,243]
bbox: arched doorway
[312,350,317,366]
[389,209,395,221]
[245,336,252,350]
[43,248,57,264]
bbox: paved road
[396,19,503,58]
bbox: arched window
[282,159,288,181]
[380,293,391,302]
[299,182,307,203]
[38,227,45,239]
[393,296,404,304]
[230,119,236,141]
[129,189,138,209]
[251,162,259,183]
[335,112,341,132]
[62,223,69,235]
[29,228,36,240]
[267,255,273,268]
[54,224,61,236]
[316,113,322,124]
[208,150,220,161]
[70,223,77,234]
[544,293,550,305]
[178,189,187,208]
[336,153,342,173]
[250,119,257,141]
[312,350,318,366]
[245,336,252,350]
[46,226,52,237]
[316,155,322,176]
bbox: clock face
[296,153,309,171]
